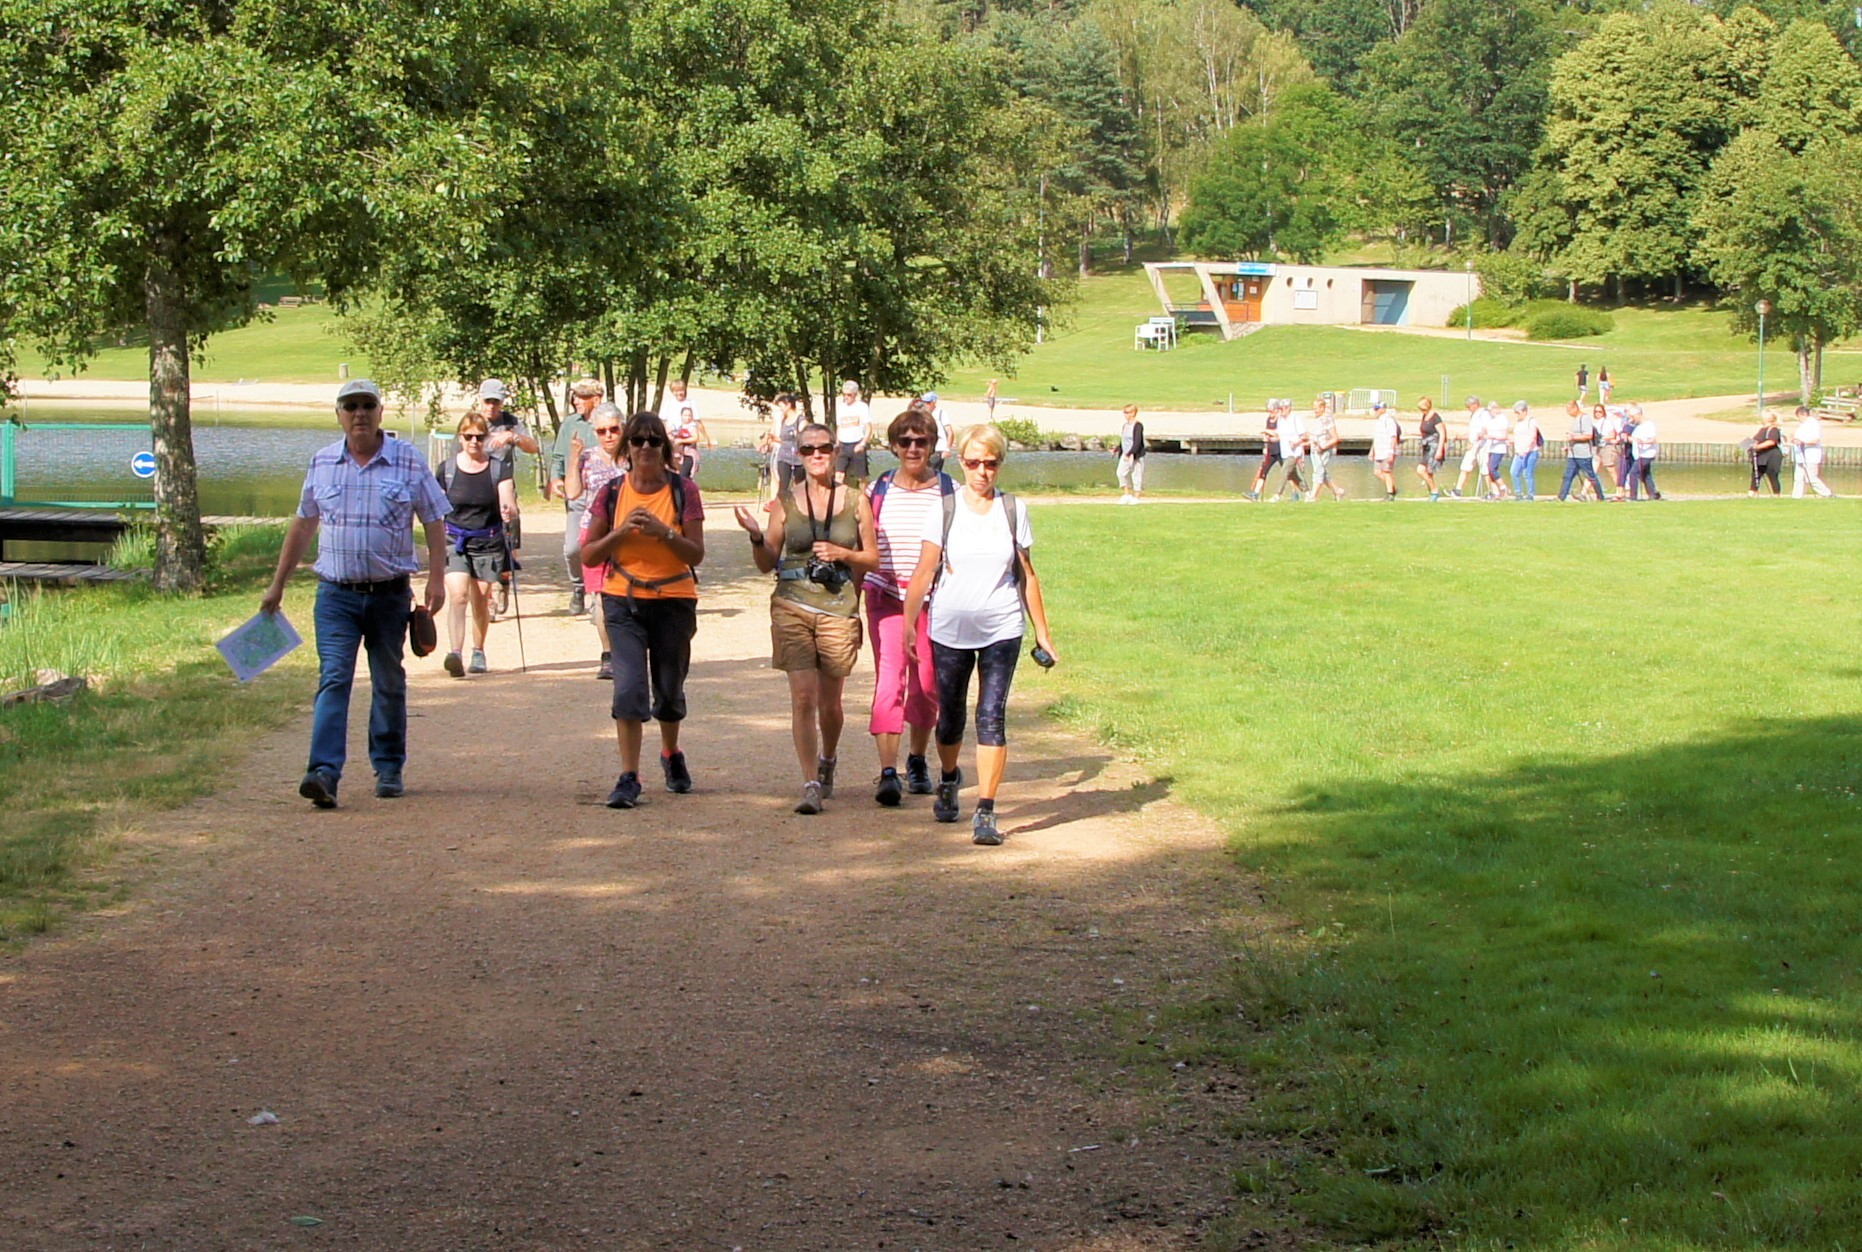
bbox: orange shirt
[598,475,700,601]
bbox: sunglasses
[460,433,486,442]
[629,434,665,448]
[961,457,1000,471]
[593,426,622,435]
[340,399,379,412]
[894,437,930,449]
[799,443,836,455]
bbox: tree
[1539,3,1772,299]
[1754,17,1862,152]
[0,0,393,590]
[1358,0,1563,246]
[1242,0,1410,85]
[1179,81,1424,261]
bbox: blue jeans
[1510,450,1540,499]
[310,580,412,782]
[1558,458,1604,500]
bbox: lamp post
[1756,299,1771,416]
[1466,261,1474,341]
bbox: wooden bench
[1814,396,1858,422]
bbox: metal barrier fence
[0,422,156,508]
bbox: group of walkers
[268,378,1058,849]
[1236,393,1841,504]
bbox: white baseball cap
[336,379,381,404]
[478,378,507,402]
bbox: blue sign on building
[130,451,157,479]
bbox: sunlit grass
[1035,499,1862,1246]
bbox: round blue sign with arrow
[130,451,157,479]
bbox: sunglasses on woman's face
[961,457,1000,471]
[629,435,665,448]
[593,426,621,435]
[894,437,930,449]
[460,433,486,442]
[799,443,835,456]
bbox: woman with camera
[733,422,879,815]
[900,424,1058,846]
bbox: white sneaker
[1119,493,1135,505]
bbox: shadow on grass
[1243,716,1862,1244]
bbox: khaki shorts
[771,597,862,677]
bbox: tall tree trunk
[627,348,648,414]
[1797,338,1814,404]
[1813,338,1825,394]
[650,353,675,415]
[144,243,206,594]
[601,358,616,404]
[1672,272,1683,301]
[1078,231,1092,279]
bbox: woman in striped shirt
[863,410,954,806]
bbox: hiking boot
[443,650,465,678]
[1450,488,1463,499]
[374,771,404,799]
[468,649,488,674]
[605,771,642,809]
[971,807,1002,846]
[569,586,586,617]
[661,749,692,794]
[816,755,837,799]
[596,651,612,681]
[875,768,903,807]
[905,754,934,795]
[795,780,824,815]
[933,769,962,823]
[299,768,338,809]
[1244,490,1259,502]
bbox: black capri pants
[1752,452,1782,494]
[933,636,1021,749]
[603,595,698,723]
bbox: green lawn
[1036,499,1862,1247]
[13,298,370,386]
[940,267,1809,414]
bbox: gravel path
[1,512,1288,1250]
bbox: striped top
[864,474,948,599]
[296,435,451,583]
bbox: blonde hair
[570,378,604,399]
[954,423,1007,461]
[1122,403,1139,418]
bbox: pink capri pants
[865,585,938,736]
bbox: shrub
[1472,249,1559,305]
[1522,302,1615,341]
[991,416,1044,448]
[1445,297,1521,330]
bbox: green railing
[0,422,156,509]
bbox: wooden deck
[0,562,143,586]
[0,508,279,561]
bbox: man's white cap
[478,378,507,402]
[1513,400,1529,413]
[336,379,381,404]
[841,379,860,392]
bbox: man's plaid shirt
[296,434,451,582]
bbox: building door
[1223,278,1264,324]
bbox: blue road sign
[130,450,157,479]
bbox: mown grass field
[1036,498,1862,1247]
[0,526,313,939]
[941,267,1813,414]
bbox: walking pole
[503,531,528,674]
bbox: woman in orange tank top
[578,411,707,809]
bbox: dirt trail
[1,511,1287,1251]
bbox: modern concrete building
[1143,260,1479,341]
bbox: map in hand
[217,611,303,683]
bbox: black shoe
[875,768,903,807]
[905,754,934,795]
[605,771,642,809]
[933,768,962,823]
[971,807,1002,846]
[375,771,404,799]
[569,587,586,616]
[299,768,338,809]
[443,651,464,678]
[596,651,612,681]
[661,750,692,794]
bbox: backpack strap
[869,468,896,516]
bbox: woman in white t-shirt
[900,424,1058,846]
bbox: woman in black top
[1414,396,1446,500]
[1750,414,1784,496]
[437,414,517,676]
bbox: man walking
[1792,405,1836,497]
[1307,397,1346,502]
[261,380,451,808]
[1576,363,1589,404]
[834,378,873,488]
[1557,400,1605,502]
[477,378,539,616]
[1451,396,1485,498]
[550,378,603,615]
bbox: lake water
[6,421,1854,560]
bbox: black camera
[805,558,848,591]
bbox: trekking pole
[503,531,528,674]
